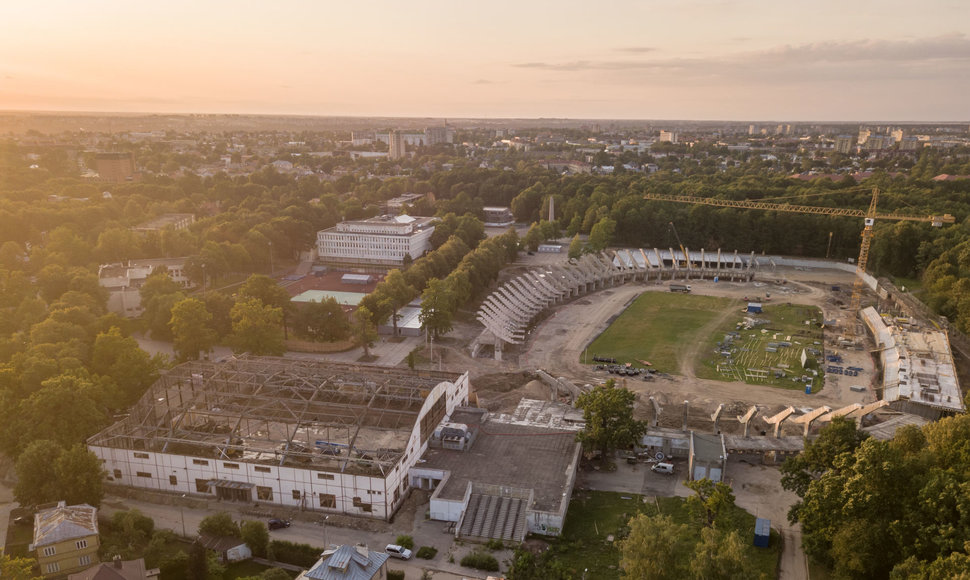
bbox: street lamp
[201,263,207,299]
[179,493,187,537]
[323,515,330,548]
[268,241,274,276]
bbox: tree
[505,546,574,580]
[15,374,106,451]
[352,306,378,357]
[420,278,456,338]
[14,441,103,507]
[381,270,416,336]
[618,513,689,580]
[14,439,62,507]
[170,298,217,361]
[230,298,285,356]
[588,216,617,251]
[689,527,755,580]
[685,478,736,529]
[294,298,350,342]
[575,384,646,458]
[0,553,38,580]
[198,512,241,538]
[781,417,868,507]
[91,327,160,405]
[567,234,584,259]
[240,520,269,558]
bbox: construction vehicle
[644,188,955,340]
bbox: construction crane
[643,189,955,340]
[667,221,689,268]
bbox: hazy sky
[1,0,968,121]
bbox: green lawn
[695,302,825,391]
[583,292,734,373]
[548,491,780,580]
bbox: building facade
[95,152,136,182]
[32,502,100,577]
[316,215,435,266]
[389,131,406,160]
[88,357,470,521]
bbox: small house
[297,544,389,580]
[197,534,252,563]
[747,302,763,314]
[31,501,100,577]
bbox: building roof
[198,534,247,553]
[303,544,388,580]
[33,502,98,548]
[691,432,725,462]
[291,289,366,306]
[68,558,152,580]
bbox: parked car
[651,462,675,474]
[268,518,290,530]
[385,544,413,560]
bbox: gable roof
[68,558,150,580]
[303,545,388,580]
[33,503,98,547]
[198,534,246,553]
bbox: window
[292,490,301,500]
[113,469,122,478]
[133,452,150,459]
[196,478,211,493]
[169,475,178,485]
[79,555,91,566]
[192,459,209,466]
[46,563,59,573]
[319,494,336,508]
[224,462,239,469]
[76,539,88,550]
[352,497,373,512]
[254,466,271,473]
[317,473,334,481]
[256,486,273,501]
[136,471,152,478]
[43,546,56,557]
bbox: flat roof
[291,290,366,306]
[421,407,579,512]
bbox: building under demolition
[862,307,964,417]
[87,357,470,520]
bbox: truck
[670,284,692,293]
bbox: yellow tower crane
[643,189,955,340]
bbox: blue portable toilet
[747,302,763,313]
[805,384,812,395]
[754,518,771,547]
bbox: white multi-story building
[88,357,471,521]
[98,258,192,317]
[316,215,436,266]
[389,131,407,160]
[659,130,679,144]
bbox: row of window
[42,540,88,557]
[45,555,92,574]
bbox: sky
[1,0,968,121]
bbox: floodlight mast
[644,188,955,341]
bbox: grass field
[583,292,734,374]
[549,490,780,579]
[695,302,825,391]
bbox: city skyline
[1,0,969,122]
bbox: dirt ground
[434,264,886,432]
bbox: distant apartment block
[834,135,854,155]
[131,213,195,233]
[483,206,515,227]
[99,258,192,316]
[316,215,436,266]
[95,152,136,182]
[425,125,454,145]
[659,130,679,144]
[389,131,407,160]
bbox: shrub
[416,546,438,560]
[485,538,504,551]
[269,540,323,567]
[460,550,500,572]
[387,570,405,580]
[394,534,414,549]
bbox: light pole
[201,263,207,300]
[323,515,330,548]
[179,493,187,538]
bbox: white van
[651,462,674,474]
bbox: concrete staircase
[459,493,528,542]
